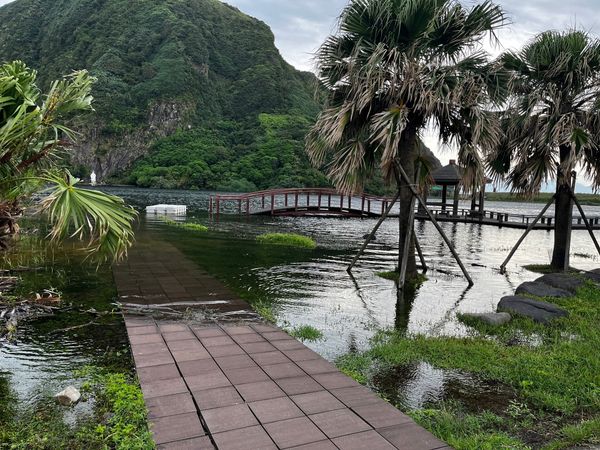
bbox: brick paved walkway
[115,240,451,450]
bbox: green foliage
[336,283,600,449]
[126,115,329,191]
[0,367,153,450]
[256,233,317,249]
[249,298,277,323]
[161,218,209,233]
[289,325,324,342]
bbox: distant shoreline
[487,192,600,206]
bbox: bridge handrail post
[271,194,275,215]
[295,193,299,211]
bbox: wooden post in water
[318,193,322,209]
[499,195,556,274]
[262,195,265,210]
[347,191,402,272]
[271,194,275,215]
[340,194,344,211]
[238,199,242,215]
[415,235,427,272]
[569,172,600,258]
[295,193,299,211]
[361,196,366,216]
[285,193,288,207]
[246,198,250,217]
[395,162,473,286]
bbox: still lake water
[1,186,599,413]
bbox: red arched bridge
[208,188,600,230]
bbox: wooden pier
[114,240,450,449]
[208,188,600,230]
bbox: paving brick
[353,402,412,428]
[332,430,396,450]
[168,348,208,363]
[157,436,214,449]
[214,354,257,370]
[291,391,345,415]
[264,417,327,448]
[191,327,227,338]
[313,372,359,390]
[185,371,231,391]
[206,344,246,358]
[251,324,280,333]
[222,325,255,335]
[250,350,291,366]
[131,342,169,356]
[222,365,269,385]
[146,393,196,419]
[192,386,244,410]
[377,423,448,449]
[128,325,159,335]
[236,380,286,402]
[151,413,205,445]
[261,331,294,341]
[212,425,276,450]
[199,335,236,347]
[134,351,175,368]
[163,331,197,342]
[202,404,258,433]
[239,341,277,354]
[137,364,180,384]
[283,348,322,362]
[231,333,266,344]
[166,339,208,353]
[262,362,306,380]
[272,340,306,351]
[142,377,188,399]
[178,359,220,377]
[296,359,337,375]
[309,408,371,438]
[248,397,304,424]
[129,333,164,345]
[288,441,338,450]
[276,376,323,395]
[330,386,381,407]
[158,323,190,333]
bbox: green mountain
[0,0,328,190]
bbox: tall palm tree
[307,0,507,280]
[488,31,600,270]
[0,61,136,261]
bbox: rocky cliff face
[70,101,193,179]
[0,0,319,180]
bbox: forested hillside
[0,0,326,189]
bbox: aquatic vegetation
[248,298,277,324]
[162,217,208,233]
[337,283,600,449]
[256,233,316,249]
[289,325,323,342]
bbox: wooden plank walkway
[115,240,451,450]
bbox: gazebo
[426,160,487,216]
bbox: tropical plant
[488,30,600,270]
[0,61,136,261]
[307,0,507,280]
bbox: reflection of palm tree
[489,31,600,270]
[308,0,507,281]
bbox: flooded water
[106,187,600,361]
[1,186,598,417]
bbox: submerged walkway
[114,241,450,450]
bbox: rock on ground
[535,273,584,294]
[498,296,569,324]
[462,312,511,326]
[580,271,600,285]
[515,281,571,298]
[55,386,81,406]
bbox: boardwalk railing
[209,188,600,230]
[209,188,393,218]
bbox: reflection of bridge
[208,188,600,230]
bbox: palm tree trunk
[397,130,418,280]
[550,147,573,271]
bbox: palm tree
[0,61,136,261]
[488,31,600,271]
[307,0,507,280]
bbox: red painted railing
[209,188,394,218]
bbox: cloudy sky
[1,0,598,185]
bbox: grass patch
[0,367,153,450]
[289,325,323,342]
[256,233,316,249]
[248,298,277,323]
[162,217,208,232]
[336,283,600,449]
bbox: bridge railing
[209,188,395,217]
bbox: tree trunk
[550,147,573,271]
[397,130,418,280]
